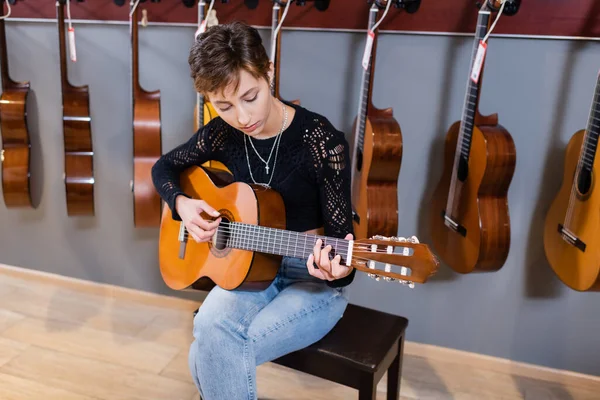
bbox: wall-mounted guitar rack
[1,0,600,39]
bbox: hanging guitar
[428,0,517,274]
[543,72,600,292]
[57,0,94,216]
[270,0,299,105]
[193,0,229,172]
[158,165,439,291]
[350,0,408,240]
[0,0,33,208]
[129,0,162,227]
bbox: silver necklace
[248,104,287,175]
[244,104,287,188]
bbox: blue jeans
[188,255,350,399]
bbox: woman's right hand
[175,195,222,243]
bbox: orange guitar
[57,0,95,216]
[543,71,600,291]
[0,16,32,208]
[350,2,403,240]
[130,1,162,227]
[428,2,516,274]
[158,165,439,291]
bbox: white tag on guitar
[68,27,77,62]
[470,40,487,83]
[361,30,375,70]
[195,20,207,39]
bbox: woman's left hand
[307,233,354,281]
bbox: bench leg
[386,334,405,400]
[359,372,377,400]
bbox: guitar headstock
[349,235,439,288]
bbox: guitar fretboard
[196,1,206,130]
[270,3,280,96]
[220,222,350,261]
[356,5,378,154]
[581,72,600,170]
[457,10,491,160]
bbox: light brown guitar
[428,2,516,274]
[350,2,404,240]
[158,166,439,291]
[270,0,299,105]
[0,16,32,208]
[543,71,600,292]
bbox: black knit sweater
[151,102,356,288]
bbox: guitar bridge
[441,211,467,237]
[557,224,586,252]
[178,222,188,259]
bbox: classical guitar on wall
[158,165,439,292]
[130,1,162,227]
[194,0,229,172]
[270,0,299,105]
[543,71,600,292]
[0,14,33,208]
[57,0,95,216]
[350,1,403,240]
[428,1,516,274]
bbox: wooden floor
[0,264,598,400]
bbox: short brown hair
[189,21,271,96]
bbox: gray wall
[1,18,599,378]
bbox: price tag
[68,27,77,62]
[361,30,375,70]
[470,40,487,84]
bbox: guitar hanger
[476,0,521,16]
[243,0,328,12]
[372,0,421,14]
[183,0,228,8]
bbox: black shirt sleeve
[310,118,357,288]
[151,125,214,221]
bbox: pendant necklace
[244,104,287,188]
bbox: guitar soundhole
[209,209,235,257]
[576,168,592,196]
[214,216,231,251]
[457,155,469,182]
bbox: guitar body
[133,90,162,227]
[429,115,516,274]
[351,107,402,239]
[0,84,31,208]
[159,166,284,291]
[63,85,94,215]
[543,129,600,291]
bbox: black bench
[196,303,409,399]
[272,303,409,399]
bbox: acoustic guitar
[543,72,600,292]
[194,0,229,172]
[350,2,403,240]
[158,165,439,291]
[270,0,299,105]
[57,0,94,216]
[0,14,32,208]
[130,1,162,227]
[428,2,516,274]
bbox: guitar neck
[270,2,281,98]
[130,3,140,97]
[56,1,71,93]
[456,8,492,159]
[219,222,350,263]
[196,0,206,130]
[355,4,379,155]
[0,17,11,91]
[581,72,600,171]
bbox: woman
[151,21,356,399]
